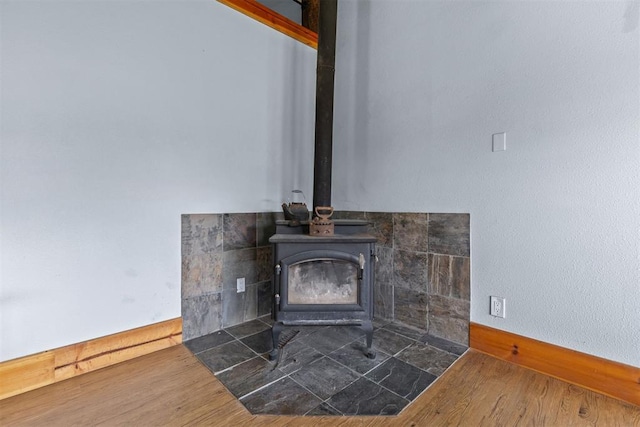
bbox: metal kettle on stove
[281,190,310,226]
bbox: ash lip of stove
[269,219,376,360]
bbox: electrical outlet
[490,296,506,318]
[236,277,245,293]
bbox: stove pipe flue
[312,0,338,211]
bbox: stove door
[278,250,364,313]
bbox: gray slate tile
[327,341,390,375]
[290,357,360,400]
[393,249,428,293]
[365,212,393,248]
[240,377,322,415]
[306,402,342,416]
[393,287,428,330]
[225,319,270,339]
[382,315,427,340]
[372,328,415,356]
[428,253,470,300]
[393,213,428,252]
[421,334,468,356]
[428,213,470,257]
[181,214,223,257]
[428,294,470,346]
[298,325,364,355]
[216,356,285,398]
[396,342,459,376]
[326,377,409,416]
[366,357,437,400]
[197,340,256,373]
[182,293,222,341]
[240,329,273,354]
[273,339,324,374]
[223,213,257,251]
[184,330,234,354]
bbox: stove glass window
[288,258,358,305]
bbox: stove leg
[269,321,284,361]
[362,320,376,359]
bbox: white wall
[333,0,640,366]
[0,0,316,361]
[3,0,639,368]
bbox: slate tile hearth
[185,317,467,416]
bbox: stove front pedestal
[269,319,375,361]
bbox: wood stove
[268,0,378,360]
[269,220,376,359]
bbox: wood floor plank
[1,346,638,426]
[396,350,640,426]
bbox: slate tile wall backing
[426,213,470,345]
[182,210,469,345]
[182,214,224,341]
[336,211,471,346]
[365,212,394,320]
[391,213,429,330]
[182,212,278,341]
[393,213,428,252]
[223,213,257,251]
[428,213,470,257]
[373,246,394,319]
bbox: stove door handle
[358,253,365,280]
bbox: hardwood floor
[1,345,638,426]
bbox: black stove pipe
[312,0,338,211]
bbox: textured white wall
[3,0,639,368]
[0,0,316,361]
[333,0,640,366]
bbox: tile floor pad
[185,318,466,416]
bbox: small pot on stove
[281,190,309,226]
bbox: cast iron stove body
[269,219,376,359]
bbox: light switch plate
[237,277,245,293]
[492,132,506,152]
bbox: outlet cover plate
[490,296,506,318]
[237,277,245,293]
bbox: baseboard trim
[469,322,639,406]
[0,318,182,400]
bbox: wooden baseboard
[0,318,182,400]
[469,322,640,406]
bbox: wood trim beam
[470,322,640,406]
[0,318,182,400]
[218,0,318,49]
